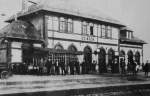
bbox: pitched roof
[5,1,125,26]
[120,36,147,44]
[120,27,133,31]
[0,20,42,41]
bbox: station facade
[0,2,146,74]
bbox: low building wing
[0,20,42,42]
[120,36,147,45]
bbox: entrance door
[22,44,48,74]
[98,48,107,73]
[108,49,115,73]
[84,46,92,74]
[127,50,133,65]
[135,51,140,65]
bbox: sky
[0,0,150,62]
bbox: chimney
[22,0,30,12]
[22,0,26,11]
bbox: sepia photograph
[0,0,150,96]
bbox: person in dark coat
[45,59,52,75]
[92,60,97,73]
[60,61,66,75]
[55,60,60,75]
[81,60,86,74]
[144,60,149,77]
[51,61,55,75]
[75,61,80,74]
[120,59,125,75]
[69,61,74,75]
[132,60,137,76]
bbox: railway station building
[0,1,146,74]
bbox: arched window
[127,50,133,64]
[108,48,115,61]
[54,43,64,50]
[127,50,133,58]
[68,45,77,52]
[68,44,78,63]
[135,51,140,65]
[120,50,125,57]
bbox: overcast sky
[0,0,150,62]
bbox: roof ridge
[5,1,125,26]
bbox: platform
[0,73,150,96]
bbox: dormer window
[120,27,133,39]
[127,31,133,39]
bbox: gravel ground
[0,72,150,95]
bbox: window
[90,26,93,35]
[59,17,73,33]
[101,25,106,37]
[98,25,101,37]
[60,17,67,32]
[106,26,112,38]
[53,17,59,31]
[82,22,87,35]
[67,19,73,33]
[93,24,98,36]
[48,16,53,30]
[127,31,133,39]
[48,16,59,31]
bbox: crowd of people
[11,59,98,75]
[10,58,150,77]
[120,58,150,77]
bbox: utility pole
[118,29,121,74]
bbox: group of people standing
[120,58,150,77]
[11,58,150,77]
[11,59,98,75]
[120,58,141,76]
[143,60,150,77]
[44,60,81,75]
[44,59,97,75]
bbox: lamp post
[3,39,10,67]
